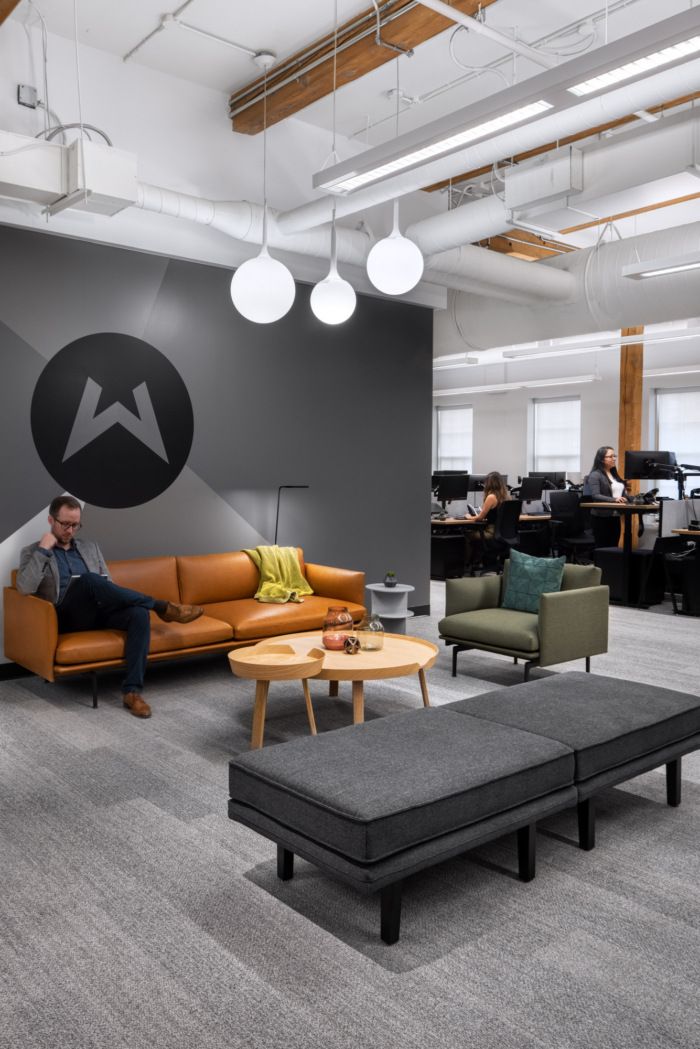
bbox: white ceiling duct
[424,243,575,301]
[277,55,700,235]
[449,221,700,350]
[407,109,700,255]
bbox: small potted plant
[383,570,397,588]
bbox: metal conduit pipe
[276,57,700,235]
[449,221,700,349]
[416,0,558,69]
[135,183,372,267]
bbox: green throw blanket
[243,545,314,604]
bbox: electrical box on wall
[504,147,584,212]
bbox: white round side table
[366,583,414,635]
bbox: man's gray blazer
[17,539,111,604]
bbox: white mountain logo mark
[62,377,169,463]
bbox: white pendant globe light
[229,56,295,324]
[366,198,424,295]
[310,209,356,325]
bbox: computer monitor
[624,450,677,479]
[529,471,566,489]
[432,473,470,509]
[519,475,545,502]
[468,474,487,491]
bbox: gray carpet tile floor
[1,584,699,1049]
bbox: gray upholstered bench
[447,670,700,850]
[229,707,576,943]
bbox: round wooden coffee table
[255,631,438,727]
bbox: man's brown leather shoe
[156,601,204,624]
[123,692,152,718]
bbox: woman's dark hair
[483,471,509,503]
[591,446,623,480]
[49,495,81,518]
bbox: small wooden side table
[228,644,325,749]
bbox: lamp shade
[310,270,356,325]
[366,231,424,295]
[230,248,296,323]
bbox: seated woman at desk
[583,445,629,547]
[465,471,510,567]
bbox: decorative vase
[383,573,397,588]
[357,613,384,651]
[322,606,353,651]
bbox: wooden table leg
[418,668,431,708]
[352,680,365,724]
[250,680,269,749]
[329,680,339,697]
[302,679,317,736]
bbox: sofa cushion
[108,557,180,603]
[446,671,700,783]
[205,594,365,640]
[438,607,540,653]
[501,549,565,613]
[54,613,233,665]
[229,708,574,863]
[177,548,309,606]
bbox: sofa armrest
[305,563,365,607]
[538,585,609,667]
[445,575,501,616]
[3,587,58,681]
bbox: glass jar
[356,613,384,651]
[322,606,353,650]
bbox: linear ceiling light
[568,36,700,96]
[501,326,700,361]
[313,8,700,196]
[643,365,700,378]
[622,252,700,279]
[433,375,599,396]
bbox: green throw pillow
[501,548,566,613]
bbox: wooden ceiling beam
[0,0,22,25]
[423,91,700,192]
[477,228,574,260]
[229,0,498,134]
[559,190,700,234]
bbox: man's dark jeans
[57,573,156,693]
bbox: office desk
[430,515,551,579]
[581,502,660,606]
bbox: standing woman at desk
[465,471,510,566]
[584,446,628,547]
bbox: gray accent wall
[0,225,432,660]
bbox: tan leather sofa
[4,549,365,699]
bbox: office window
[434,406,473,471]
[531,397,581,472]
[655,387,700,497]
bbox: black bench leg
[91,671,98,709]
[380,882,403,945]
[523,661,536,682]
[667,758,681,807]
[451,645,459,678]
[578,798,595,850]
[585,656,591,673]
[277,846,294,881]
[517,824,536,881]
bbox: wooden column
[618,326,644,497]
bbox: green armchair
[438,562,609,681]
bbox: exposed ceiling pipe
[135,183,371,267]
[448,220,700,350]
[277,57,700,234]
[407,108,700,255]
[416,0,558,69]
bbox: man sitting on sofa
[17,495,203,720]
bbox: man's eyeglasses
[54,520,82,530]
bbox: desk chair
[548,490,595,564]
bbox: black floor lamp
[274,485,309,545]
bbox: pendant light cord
[262,67,268,249]
[73,0,87,200]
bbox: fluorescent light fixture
[434,356,479,371]
[502,326,700,361]
[622,252,700,279]
[314,9,700,196]
[319,101,552,194]
[643,365,700,378]
[433,375,599,397]
[568,36,700,97]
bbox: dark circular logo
[31,333,194,509]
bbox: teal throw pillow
[501,548,566,614]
